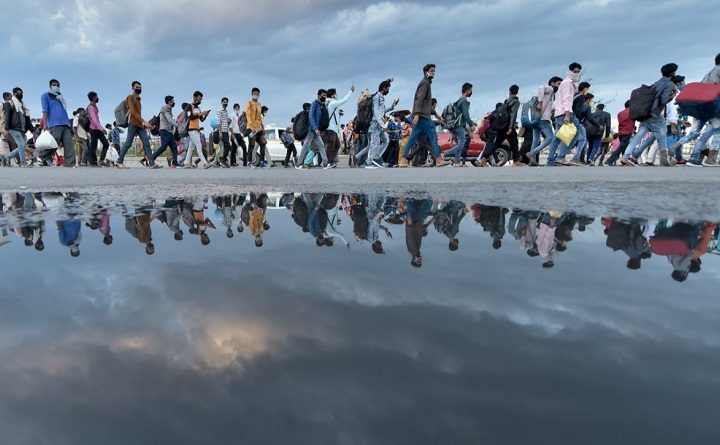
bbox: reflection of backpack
[114,99,130,128]
[491,100,511,130]
[629,85,656,122]
[293,110,309,141]
[520,97,540,128]
[606,221,631,251]
[355,93,376,134]
[441,99,462,130]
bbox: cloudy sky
[2,0,717,127]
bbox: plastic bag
[106,146,119,163]
[36,130,58,151]
[557,123,577,146]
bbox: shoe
[295,164,309,170]
[140,157,147,166]
[702,151,719,167]
[203,163,211,169]
[675,159,686,165]
[398,158,409,168]
[628,156,639,166]
[685,160,703,167]
[619,158,637,167]
[435,159,450,167]
[364,164,379,169]
[476,158,489,167]
[526,156,538,166]
[642,162,655,167]
[116,163,129,169]
[326,163,337,169]
[555,159,571,166]
[454,163,468,167]
[659,150,673,167]
[513,161,526,167]
[372,160,384,168]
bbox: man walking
[151,96,179,167]
[87,91,110,166]
[527,76,563,166]
[117,81,162,169]
[556,81,592,166]
[182,91,211,169]
[357,80,399,168]
[621,63,679,167]
[604,101,635,166]
[325,85,355,164]
[216,97,232,167]
[399,64,449,167]
[1,87,31,167]
[246,88,268,168]
[296,89,331,169]
[477,85,521,167]
[587,103,612,164]
[40,79,75,167]
[442,82,477,166]
[230,103,247,166]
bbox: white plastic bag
[36,130,58,151]
[106,146,119,163]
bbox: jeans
[530,120,554,154]
[676,118,707,146]
[47,125,76,167]
[402,117,441,160]
[232,133,247,166]
[558,120,586,160]
[689,117,720,161]
[90,129,109,163]
[546,114,581,164]
[624,116,667,159]
[184,130,208,165]
[5,130,27,165]
[248,132,268,165]
[606,134,632,164]
[384,139,400,166]
[217,131,231,163]
[298,130,328,167]
[365,121,390,165]
[284,143,297,166]
[443,126,467,163]
[118,125,155,165]
[153,130,178,165]
[587,135,603,162]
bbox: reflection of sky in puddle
[1,192,719,444]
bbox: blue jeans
[297,131,328,167]
[587,135,603,161]
[364,121,390,165]
[402,117,441,159]
[153,130,178,165]
[676,118,707,146]
[530,120,554,155]
[6,130,27,164]
[558,120,587,160]
[625,116,667,159]
[443,127,467,163]
[546,114,581,163]
[118,125,154,165]
[689,117,720,162]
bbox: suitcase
[676,82,720,120]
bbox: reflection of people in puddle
[650,221,715,282]
[350,194,391,254]
[508,209,541,258]
[125,211,155,255]
[185,197,215,246]
[57,219,82,257]
[214,195,236,239]
[405,198,433,268]
[602,218,652,270]
[472,204,507,250]
[433,200,466,251]
[242,193,267,247]
[158,199,184,241]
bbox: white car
[262,127,293,164]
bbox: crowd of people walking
[2,54,720,169]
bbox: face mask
[252,94,260,100]
[50,86,60,94]
[222,104,228,109]
[16,94,23,101]
[568,70,580,83]
[427,74,434,80]
[552,85,559,93]
[467,92,473,97]
[95,98,100,104]
[134,88,142,95]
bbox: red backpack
[649,238,691,256]
[676,82,720,120]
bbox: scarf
[11,96,29,118]
[567,70,581,90]
[49,89,68,111]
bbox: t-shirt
[188,104,202,131]
[73,115,89,140]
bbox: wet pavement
[1,191,719,444]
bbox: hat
[661,63,678,77]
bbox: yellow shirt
[245,100,263,131]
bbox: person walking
[587,103,612,164]
[356,80,399,168]
[216,97,232,167]
[604,101,635,165]
[477,85,521,167]
[40,79,75,167]
[182,91,211,169]
[1,87,31,167]
[399,64,449,167]
[527,76,563,166]
[246,88,268,168]
[116,81,162,169]
[296,89,331,169]
[151,96,179,167]
[86,92,110,166]
[230,103,247,166]
[442,82,477,166]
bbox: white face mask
[568,70,581,83]
[252,94,260,100]
[50,86,60,94]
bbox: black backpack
[149,115,160,136]
[491,100,511,130]
[77,109,91,132]
[629,85,657,122]
[319,104,330,131]
[293,110,309,141]
[355,94,376,134]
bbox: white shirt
[72,115,89,140]
[666,100,678,125]
[230,110,242,133]
[326,89,354,135]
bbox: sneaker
[325,163,337,169]
[619,159,635,167]
[526,157,539,166]
[555,159,571,166]
[149,164,163,169]
[372,160,385,168]
[702,159,719,167]
[116,163,129,169]
[295,164,309,170]
[203,163,212,169]
[364,164,379,169]
[685,160,703,167]
[435,159,450,167]
[642,162,655,167]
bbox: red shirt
[617,108,635,136]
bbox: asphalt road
[1,164,719,219]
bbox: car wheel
[494,147,510,166]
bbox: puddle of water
[1,191,719,444]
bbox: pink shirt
[554,78,575,116]
[87,103,104,131]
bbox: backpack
[491,100,511,130]
[149,115,160,136]
[237,111,247,135]
[605,221,631,251]
[355,93,376,134]
[77,109,91,132]
[441,99,463,130]
[649,238,691,256]
[319,104,330,131]
[520,96,540,128]
[572,94,586,116]
[293,110,309,141]
[280,130,295,146]
[114,99,130,128]
[676,82,720,120]
[629,85,657,122]
[176,108,189,137]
